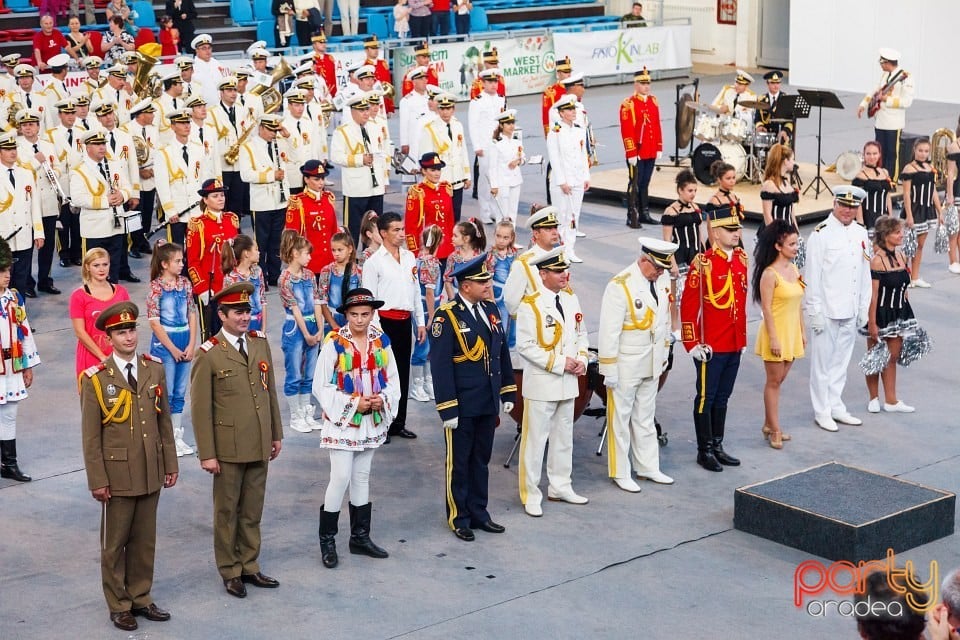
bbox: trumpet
[40,160,77,212]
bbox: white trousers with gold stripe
[606,377,660,479]
[518,397,574,507]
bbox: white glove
[690,345,711,362]
[670,329,681,346]
[502,401,514,414]
[856,307,870,328]
[627,157,638,166]
[443,418,458,430]
[809,312,825,335]
[656,151,663,160]
[605,375,618,389]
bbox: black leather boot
[318,506,339,568]
[348,503,388,559]
[711,407,740,466]
[0,440,31,482]
[626,208,642,229]
[693,412,722,472]
[638,208,658,225]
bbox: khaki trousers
[213,461,268,580]
[100,491,160,613]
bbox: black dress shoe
[393,428,417,439]
[241,572,280,588]
[713,448,740,466]
[39,284,61,295]
[120,273,141,283]
[223,576,247,598]
[129,249,142,259]
[71,258,83,266]
[110,611,138,631]
[131,603,171,621]
[59,258,70,268]
[453,527,475,541]
[473,520,506,534]
[141,244,153,254]
[22,289,36,299]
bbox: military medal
[634,298,643,309]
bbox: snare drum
[753,132,778,149]
[693,113,719,142]
[120,210,142,234]
[719,116,748,143]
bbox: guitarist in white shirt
[857,47,914,182]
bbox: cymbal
[684,101,724,115]
[737,99,770,111]
[678,92,697,148]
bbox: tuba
[224,58,293,165]
[6,101,23,129]
[132,43,162,100]
[931,127,957,188]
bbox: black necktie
[237,336,247,361]
[67,128,73,147]
[25,94,31,108]
[7,168,14,188]
[733,95,739,108]
[296,120,301,134]
[172,97,178,110]
[555,294,564,320]
[32,143,38,154]
[267,142,274,162]
[649,280,658,304]
[360,126,371,145]
[99,160,109,182]
[182,144,189,165]
[109,131,116,153]
[226,104,236,128]
[126,363,137,389]
[447,122,453,141]
[116,90,121,104]
[198,127,204,143]
[81,119,88,130]
[142,126,147,141]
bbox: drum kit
[685,100,790,185]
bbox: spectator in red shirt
[432,0,450,35]
[32,15,68,72]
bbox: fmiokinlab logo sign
[794,549,938,617]
[591,33,661,71]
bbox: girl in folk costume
[357,211,382,268]
[900,138,943,288]
[318,231,362,333]
[221,234,268,332]
[279,229,323,434]
[0,238,40,482]
[853,141,893,238]
[442,218,486,299]
[703,160,745,249]
[410,225,443,402]
[488,109,524,225]
[314,288,399,569]
[147,241,198,457]
[487,220,518,349]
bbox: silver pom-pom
[902,225,918,259]
[935,222,949,254]
[945,204,960,236]
[794,235,806,270]
[675,264,688,303]
[898,326,932,367]
[859,341,891,375]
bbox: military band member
[488,109,524,225]
[176,56,201,99]
[285,160,337,275]
[420,93,471,221]
[0,53,19,96]
[9,65,45,129]
[190,282,283,599]
[367,89,394,189]
[399,66,430,158]
[516,247,589,516]
[208,76,250,221]
[235,67,265,121]
[154,108,211,248]
[754,70,794,146]
[80,301,178,632]
[72,130,132,283]
[857,48,914,183]
[187,94,222,179]
[599,237,678,491]
[711,69,756,130]
[363,36,394,115]
[155,70,186,145]
[545,72,588,128]
[330,92,385,244]
[309,32,337,97]
[619,67,661,229]
[803,186,872,432]
[429,254,516,541]
[679,208,747,472]
[404,152,455,261]
[16,109,60,295]
[74,94,93,131]
[280,88,323,196]
[469,48,506,100]
[546,94,589,263]
[469,69,506,224]
[78,56,104,95]
[191,34,228,106]
[40,53,71,130]
[502,205,560,315]
[542,56,571,136]
[0,132,43,296]
[124,99,159,257]
[93,64,135,123]
[49,97,85,268]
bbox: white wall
[789,0,958,103]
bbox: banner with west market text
[552,25,692,77]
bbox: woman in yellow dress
[753,219,806,448]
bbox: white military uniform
[711,84,757,130]
[9,88,46,130]
[597,260,673,481]
[858,64,914,132]
[71,154,132,240]
[468,91,505,223]
[207,100,252,173]
[41,76,71,129]
[503,242,551,317]
[488,132,523,224]
[238,134,290,213]
[516,281,589,510]
[236,91,264,121]
[100,126,141,199]
[546,117,589,258]
[0,160,43,251]
[280,113,323,192]
[329,116,386,198]
[368,112,392,188]
[92,85,134,122]
[803,212,872,423]
[46,122,85,205]
[16,135,59,222]
[154,137,211,223]
[399,89,429,153]
[420,116,470,188]
[154,91,185,144]
[190,118,223,181]
[192,56,227,106]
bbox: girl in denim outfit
[318,231,362,333]
[410,225,443,402]
[221,234,268,332]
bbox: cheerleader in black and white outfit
[900,138,942,287]
[852,140,893,239]
[759,143,799,231]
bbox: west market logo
[591,33,661,70]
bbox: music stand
[777,93,811,155]
[798,89,844,198]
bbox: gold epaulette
[199,337,219,352]
[438,300,457,311]
[225,211,241,228]
[814,221,828,232]
[521,291,540,304]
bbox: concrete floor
[2,66,959,639]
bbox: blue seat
[231,0,257,26]
[131,1,157,28]
[5,0,29,8]
[365,13,388,40]
[256,20,277,47]
[253,0,274,21]
[470,7,488,31]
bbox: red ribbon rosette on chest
[258,361,269,390]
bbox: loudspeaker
[899,132,925,176]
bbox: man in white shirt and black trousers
[361,211,426,442]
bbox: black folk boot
[0,440,31,482]
[348,503,388,559]
[318,507,340,568]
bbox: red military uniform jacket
[186,210,240,297]
[679,247,748,354]
[285,188,338,274]
[542,82,565,135]
[405,180,454,259]
[367,57,395,113]
[401,64,440,97]
[469,75,506,100]
[312,53,338,97]
[619,93,663,161]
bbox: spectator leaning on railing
[33,15,68,73]
[621,1,647,27]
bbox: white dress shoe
[613,477,642,493]
[949,262,960,274]
[568,254,584,264]
[815,415,839,432]
[832,412,863,426]
[547,490,589,504]
[575,230,587,238]
[867,398,881,414]
[884,401,916,413]
[524,503,543,517]
[636,471,674,485]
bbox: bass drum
[692,142,747,185]
[835,151,864,181]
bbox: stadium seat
[131,1,156,29]
[365,12,388,40]
[230,0,257,26]
[470,7,488,31]
[256,20,276,47]
[86,30,103,55]
[253,0,273,21]
[134,27,156,47]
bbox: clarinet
[361,128,379,189]
[104,160,121,229]
[272,138,286,201]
